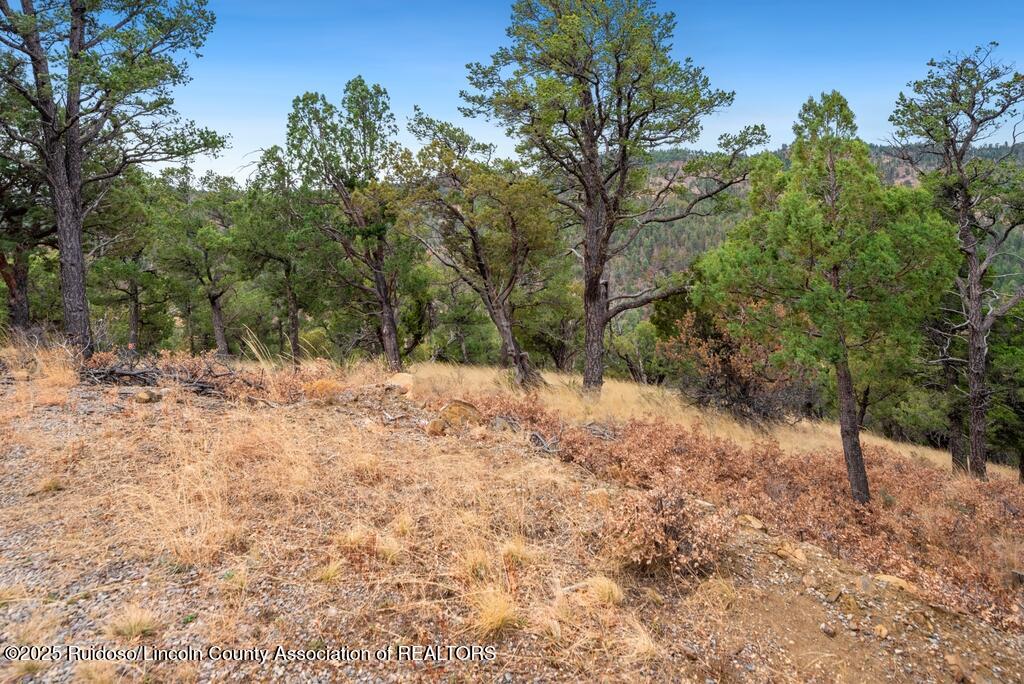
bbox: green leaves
[703,92,958,375]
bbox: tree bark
[284,275,301,364]
[582,274,608,391]
[209,293,230,356]
[0,246,31,331]
[835,352,871,504]
[371,267,402,372]
[964,251,989,479]
[127,279,141,354]
[53,193,92,353]
[489,300,542,388]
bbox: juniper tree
[404,110,564,387]
[702,93,957,503]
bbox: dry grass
[106,605,158,640]
[405,362,1017,479]
[583,575,624,606]
[470,587,520,637]
[1,347,1020,681]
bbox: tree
[287,77,419,371]
[890,44,1024,478]
[702,93,957,503]
[462,0,767,391]
[152,169,240,356]
[404,110,564,386]
[0,0,223,353]
[236,146,322,362]
[0,142,51,332]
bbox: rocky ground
[0,368,1021,683]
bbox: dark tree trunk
[53,192,92,353]
[209,293,230,356]
[284,276,301,364]
[582,273,607,391]
[964,252,988,479]
[127,279,141,354]
[489,300,542,388]
[835,353,871,504]
[857,386,870,428]
[1,246,31,331]
[372,269,402,372]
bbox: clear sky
[174,1,1024,178]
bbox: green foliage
[701,92,958,408]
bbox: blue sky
[174,1,1024,178]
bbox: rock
[134,389,162,404]
[1010,569,1024,588]
[773,543,807,566]
[839,593,860,615]
[439,400,483,427]
[856,575,873,593]
[873,624,889,639]
[425,419,447,436]
[386,372,415,394]
[490,416,519,432]
[874,574,917,594]
[820,623,837,638]
[825,588,843,603]
[737,514,766,531]
[801,574,818,589]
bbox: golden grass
[404,362,1017,479]
[470,587,520,637]
[107,605,158,640]
[583,575,625,607]
[1,347,1018,680]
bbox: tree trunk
[835,353,871,504]
[964,254,989,479]
[1,246,31,331]
[582,275,607,391]
[209,293,230,356]
[127,279,141,355]
[489,301,542,388]
[372,270,402,372]
[284,277,301,364]
[53,193,92,353]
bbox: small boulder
[425,419,447,436]
[873,574,917,594]
[773,542,807,566]
[134,389,161,404]
[439,400,483,427]
[386,372,415,394]
[737,514,766,531]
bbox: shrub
[604,489,732,576]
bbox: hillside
[613,143,1024,293]
[1,349,1022,682]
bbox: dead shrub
[604,489,732,576]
